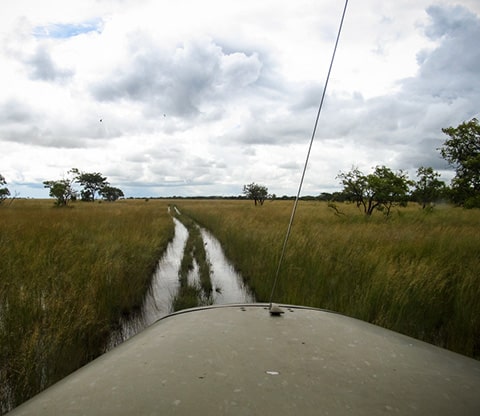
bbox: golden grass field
[0,199,174,412]
[177,199,480,359]
[1,198,479,412]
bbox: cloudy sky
[1,0,479,198]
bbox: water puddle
[108,213,254,348]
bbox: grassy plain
[177,199,480,359]
[0,199,174,412]
[2,197,479,411]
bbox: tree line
[43,168,124,205]
[243,117,480,214]
[1,168,124,206]
[331,117,480,214]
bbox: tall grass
[178,199,480,359]
[0,199,174,412]
[2,198,478,411]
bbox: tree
[317,192,333,201]
[100,186,124,201]
[0,174,10,204]
[243,183,269,206]
[439,117,480,207]
[338,166,412,216]
[43,179,76,206]
[411,166,446,209]
[337,167,369,210]
[71,168,109,201]
[366,166,412,216]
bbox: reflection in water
[201,228,255,304]
[108,216,254,349]
[108,217,188,347]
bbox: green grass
[172,285,202,311]
[172,208,213,311]
[0,199,174,412]
[177,199,480,359]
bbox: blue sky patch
[33,18,103,39]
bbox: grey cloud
[0,99,36,123]
[228,126,275,145]
[279,161,301,170]
[124,153,152,163]
[26,45,73,82]
[424,5,476,38]
[0,125,93,148]
[91,37,263,118]
[0,103,121,148]
[290,83,326,112]
[3,20,74,84]
[125,147,167,164]
[226,107,310,146]
[120,145,223,188]
[398,137,449,171]
[319,92,453,172]
[308,4,480,174]
[403,5,480,101]
[390,5,480,169]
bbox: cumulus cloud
[26,45,74,82]
[391,5,480,168]
[0,0,479,197]
[404,5,480,101]
[0,99,36,124]
[312,4,480,177]
[91,36,263,119]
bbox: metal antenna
[269,0,349,310]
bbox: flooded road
[201,228,254,304]
[109,213,254,348]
